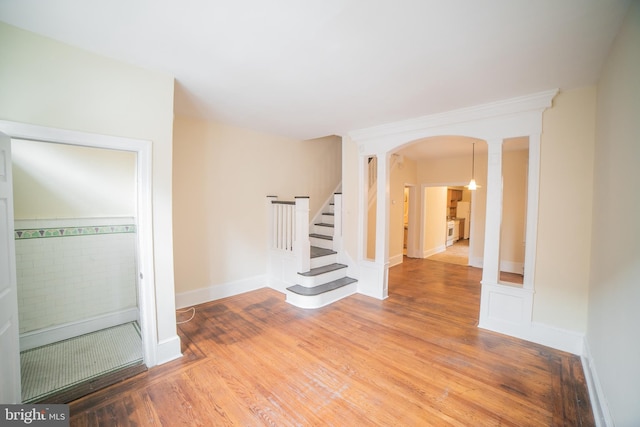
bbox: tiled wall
[14,218,138,334]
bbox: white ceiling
[0,0,631,141]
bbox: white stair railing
[268,197,295,251]
[267,196,310,274]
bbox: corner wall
[535,87,596,333]
[587,2,640,425]
[172,116,342,304]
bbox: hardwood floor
[69,258,594,426]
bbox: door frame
[0,120,158,368]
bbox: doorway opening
[12,139,145,403]
[0,120,159,405]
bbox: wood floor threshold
[30,363,148,405]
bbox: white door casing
[0,120,165,370]
[0,131,21,403]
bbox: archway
[348,89,557,339]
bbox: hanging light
[466,142,478,191]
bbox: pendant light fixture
[466,142,478,191]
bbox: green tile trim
[15,224,136,240]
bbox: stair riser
[321,214,334,224]
[310,236,332,249]
[297,268,348,288]
[286,282,357,309]
[313,224,334,235]
[310,253,337,269]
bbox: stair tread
[322,212,334,216]
[314,223,334,227]
[310,246,337,258]
[299,263,347,277]
[309,233,333,240]
[287,277,358,296]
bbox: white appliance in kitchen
[446,220,455,246]
[456,201,471,239]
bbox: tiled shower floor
[20,322,143,403]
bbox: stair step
[314,222,334,228]
[299,263,346,277]
[286,277,358,297]
[310,246,336,258]
[323,212,334,216]
[309,233,332,240]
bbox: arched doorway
[348,89,557,339]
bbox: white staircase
[267,193,357,309]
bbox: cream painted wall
[342,135,359,262]
[534,87,596,333]
[423,187,447,255]
[12,139,135,219]
[500,148,528,271]
[172,116,342,294]
[0,22,179,350]
[587,2,640,425]
[389,157,417,262]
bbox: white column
[294,196,311,273]
[374,153,390,298]
[333,193,343,252]
[523,133,541,290]
[481,139,503,285]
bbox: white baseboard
[423,245,446,259]
[175,275,267,309]
[469,256,483,268]
[389,253,404,267]
[155,335,182,366]
[582,338,613,427]
[479,317,585,355]
[499,260,524,275]
[19,308,139,351]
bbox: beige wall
[342,136,359,262]
[423,187,447,254]
[172,116,342,294]
[12,139,136,219]
[0,22,178,345]
[534,87,596,332]
[500,147,528,270]
[588,2,640,424]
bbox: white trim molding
[582,338,613,426]
[175,275,267,309]
[19,308,139,352]
[156,336,182,366]
[389,253,404,267]
[0,120,178,368]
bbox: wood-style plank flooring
[69,258,594,426]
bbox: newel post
[294,196,311,273]
[333,193,343,252]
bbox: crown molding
[348,89,558,143]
